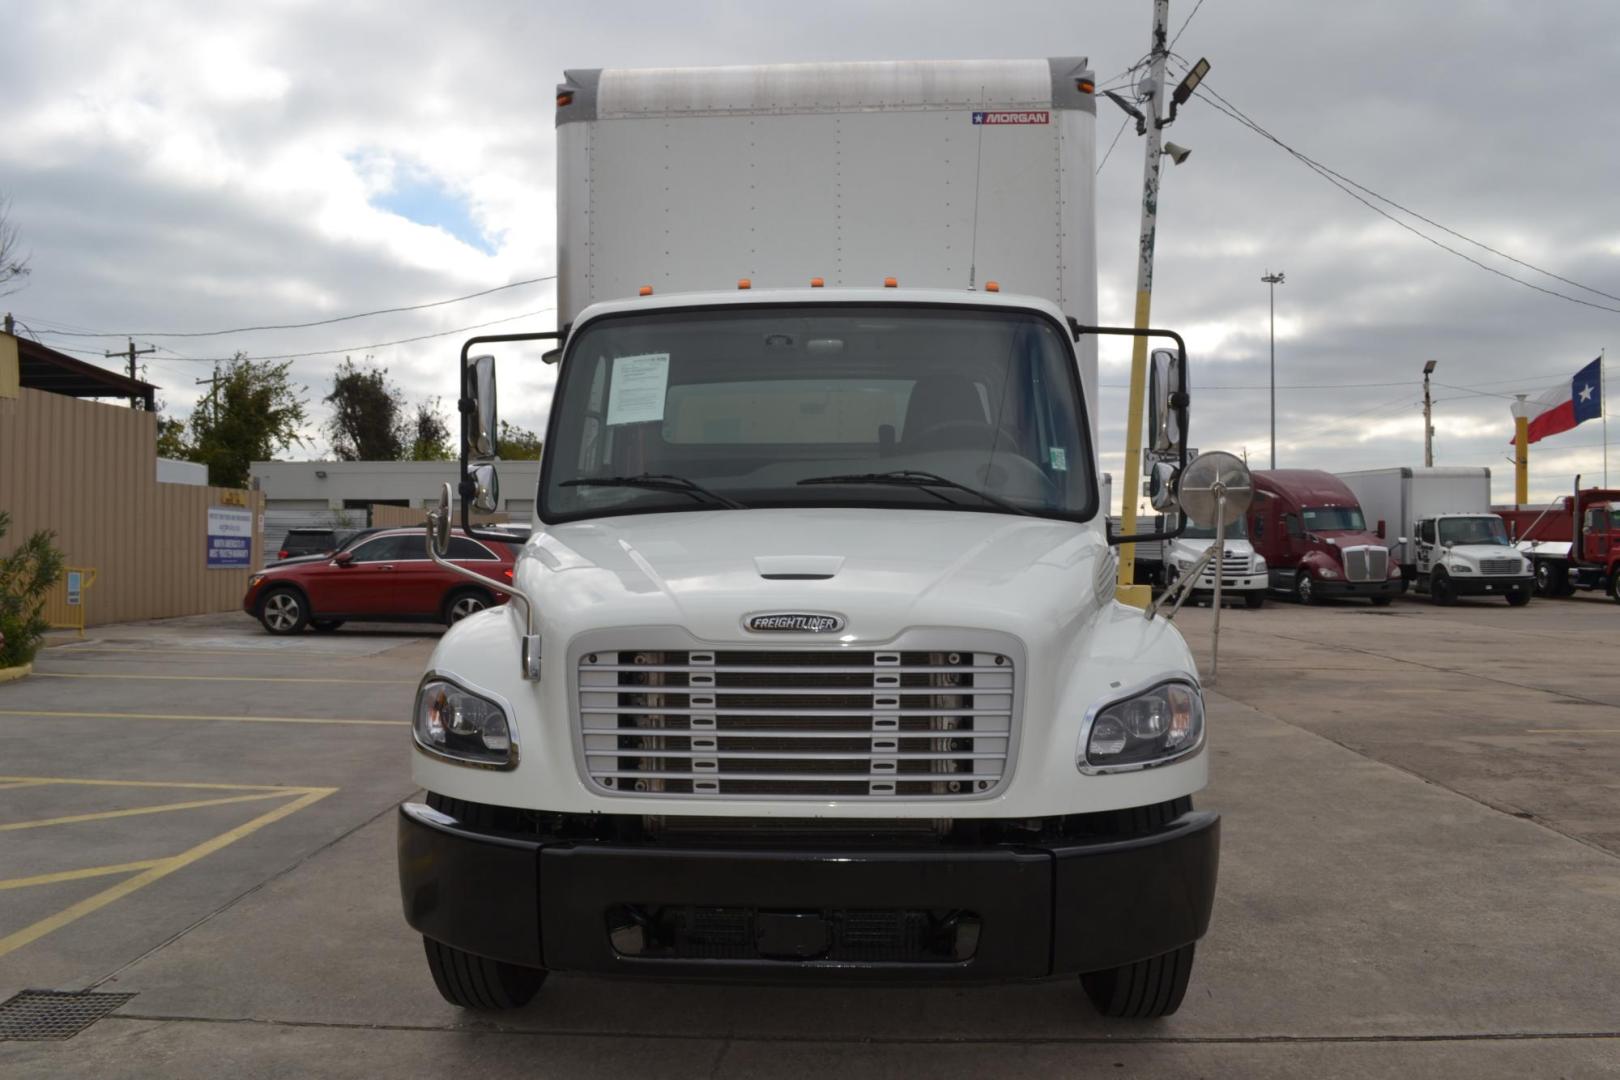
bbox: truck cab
[1250,470,1402,605]
[1411,513,1532,605]
[396,57,1219,1021]
[1503,484,1620,601]
[1165,515,1266,607]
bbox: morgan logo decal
[745,612,847,634]
[972,110,1050,125]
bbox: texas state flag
[1522,357,1603,444]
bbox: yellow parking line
[0,860,166,892]
[32,672,412,685]
[0,709,402,727]
[0,775,318,792]
[0,779,53,791]
[0,791,298,832]
[1528,728,1620,735]
[0,787,334,961]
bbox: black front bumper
[1449,574,1534,597]
[1315,577,1403,598]
[398,801,1219,981]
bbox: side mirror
[428,482,452,559]
[1147,461,1180,512]
[468,354,499,460]
[333,551,354,567]
[1148,348,1189,455]
[1376,519,1386,539]
[470,462,500,514]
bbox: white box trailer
[1337,467,1491,570]
[399,57,1216,1020]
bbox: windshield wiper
[797,470,1034,516]
[561,473,747,509]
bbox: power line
[1168,0,1209,50]
[1101,375,1564,392]
[1173,63,1620,316]
[48,306,556,365]
[24,273,556,339]
[1096,115,1131,174]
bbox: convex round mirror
[428,481,453,558]
[1178,451,1252,528]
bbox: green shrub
[0,511,64,668]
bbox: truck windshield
[1181,516,1247,540]
[1438,517,1510,546]
[541,305,1094,522]
[1301,506,1365,532]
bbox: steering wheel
[902,421,1059,498]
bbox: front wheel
[1244,591,1266,609]
[423,937,546,1010]
[1430,572,1457,606]
[1081,944,1195,1019]
[1506,586,1531,607]
[1294,572,1319,605]
[1369,595,1393,607]
[258,588,308,635]
[1534,560,1563,598]
[1609,574,1620,604]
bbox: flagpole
[1602,347,1608,487]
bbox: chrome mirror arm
[1144,541,1220,622]
[426,494,542,681]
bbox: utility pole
[195,367,225,429]
[1423,359,1437,467]
[1112,0,1172,607]
[107,338,155,409]
[1511,394,1530,505]
[1261,271,1284,468]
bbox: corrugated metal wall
[0,387,264,627]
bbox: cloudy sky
[3,0,1617,508]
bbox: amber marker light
[883,276,898,288]
[985,281,1000,293]
[810,277,824,288]
[738,278,752,290]
[557,92,574,107]
[638,285,653,296]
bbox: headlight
[1450,563,1473,574]
[248,573,266,587]
[1388,564,1402,579]
[1080,679,1205,772]
[413,677,517,768]
[1319,568,1340,580]
[1252,556,1267,572]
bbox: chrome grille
[1341,546,1387,582]
[577,649,1015,799]
[1479,558,1520,575]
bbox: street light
[1261,270,1286,469]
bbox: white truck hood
[523,507,1109,644]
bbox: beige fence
[0,386,264,627]
[368,503,510,530]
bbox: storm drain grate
[0,990,135,1040]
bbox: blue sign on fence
[207,507,254,569]
[66,571,82,606]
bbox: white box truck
[397,58,1217,1019]
[1338,466,1532,605]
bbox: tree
[0,511,64,668]
[324,356,405,461]
[155,415,190,458]
[188,353,308,488]
[407,398,454,461]
[496,420,543,460]
[0,193,32,298]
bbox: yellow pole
[1116,291,1155,608]
[1511,394,1530,505]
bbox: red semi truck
[1497,480,1620,601]
[1249,470,1403,605]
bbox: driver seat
[901,375,989,450]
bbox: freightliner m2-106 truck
[398,59,1218,1019]
[1338,466,1533,606]
[1249,470,1403,604]
[1498,479,1620,601]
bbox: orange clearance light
[810,277,824,288]
[985,280,1000,293]
[638,285,653,296]
[738,278,752,290]
[883,276,898,288]
[557,92,575,107]
[1076,79,1095,94]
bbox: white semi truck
[1338,467,1533,605]
[398,58,1218,1019]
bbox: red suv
[243,528,517,635]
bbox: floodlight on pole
[1261,270,1285,469]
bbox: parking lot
[2,595,1618,1078]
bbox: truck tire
[443,588,492,625]
[1430,572,1457,606]
[1081,943,1195,1019]
[1533,561,1564,598]
[1244,591,1266,609]
[1293,571,1319,605]
[423,937,546,1010]
[258,587,309,635]
[1369,595,1393,607]
[1610,574,1620,604]
[1506,585,1531,607]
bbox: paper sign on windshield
[606,353,671,425]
